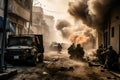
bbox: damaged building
[98,6,120,65]
[32,6,55,52]
[43,15,55,44]
[32,6,44,34]
[102,6,120,53]
[0,0,33,34]
[68,0,120,68]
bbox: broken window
[116,16,119,20]
[111,27,114,37]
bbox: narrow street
[0,0,120,80]
[9,50,120,80]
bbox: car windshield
[8,37,33,46]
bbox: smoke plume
[68,0,91,25]
[56,20,71,38]
[68,0,120,29]
[56,19,97,49]
[55,19,97,59]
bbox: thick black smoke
[68,0,91,25]
[56,20,71,38]
[68,0,120,30]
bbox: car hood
[6,46,33,50]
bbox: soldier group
[68,43,85,61]
[68,43,119,71]
[96,45,119,71]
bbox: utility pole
[28,0,33,34]
[0,0,8,73]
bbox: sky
[33,0,71,20]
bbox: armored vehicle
[5,34,44,65]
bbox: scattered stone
[107,76,116,79]
[22,78,26,80]
[88,62,100,67]
[59,67,68,71]
[45,77,51,80]
[42,71,48,75]
[100,69,105,72]
[52,58,59,62]
[88,62,94,67]
[107,76,111,79]
[68,67,74,71]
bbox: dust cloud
[55,19,97,59]
[49,0,120,59]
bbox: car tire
[38,53,44,63]
[27,56,37,66]
[31,57,37,66]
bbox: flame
[76,36,89,44]
[69,34,89,45]
[69,34,78,43]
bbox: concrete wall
[43,15,55,43]
[0,9,3,16]
[32,6,43,34]
[32,6,48,52]
[0,0,3,9]
[110,7,120,53]
[0,0,3,16]
[98,6,120,53]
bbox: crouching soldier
[96,44,104,64]
[104,46,119,71]
[75,44,85,60]
[68,43,76,59]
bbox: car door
[35,35,44,53]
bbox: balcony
[8,0,31,21]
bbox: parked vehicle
[50,42,62,52]
[5,34,44,65]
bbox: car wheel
[32,56,37,66]
[38,53,44,63]
[27,56,37,66]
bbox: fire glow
[69,34,89,44]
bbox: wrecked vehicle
[49,42,62,52]
[5,34,44,65]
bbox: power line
[33,1,65,13]
[42,8,65,13]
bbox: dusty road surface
[9,50,120,80]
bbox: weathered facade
[97,6,120,67]
[98,7,120,53]
[32,6,51,52]
[0,0,3,17]
[32,6,44,34]
[0,0,33,34]
[109,7,120,54]
[43,15,55,43]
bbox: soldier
[96,44,104,64]
[104,46,119,70]
[75,44,85,60]
[57,43,62,54]
[68,43,76,59]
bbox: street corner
[0,68,17,80]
